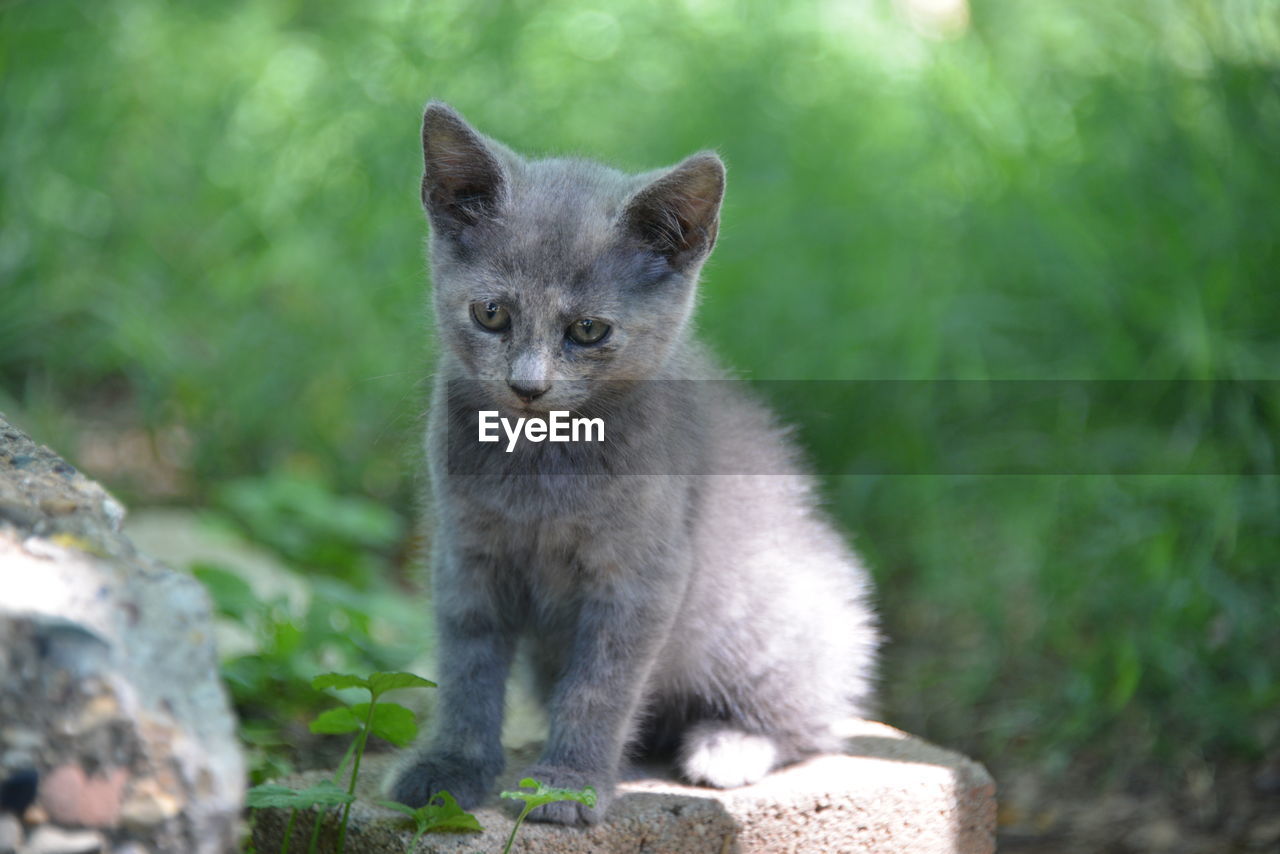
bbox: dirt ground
[997,756,1280,853]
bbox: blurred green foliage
[193,474,425,781]
[214,471,404,586]
[2,0,1278,784]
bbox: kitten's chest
[448,508,595,612]
[444,468,626,528]
[429,412,626,522]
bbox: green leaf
[239,722,288,747]
[356,702,418,747]
[367,671,437,698]
[309,706,362,735]
[499,778,598,811]
[312,672,369,693]
[191,563,259,619]
[377,791,482,834]
[246,781,355,809]
[220,655,268,695]
[1108,638,1142,712]
[245,784,301,809]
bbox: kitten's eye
[470,300,511,332]
[567,317,610,346]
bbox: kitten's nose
[508,380,549,403]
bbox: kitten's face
[432,161,694,413]
[420,104,724,413]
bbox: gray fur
[385,103,879,826]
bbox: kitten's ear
[420,102,506,239]
[621,152,725,271]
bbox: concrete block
[251,720,995,853]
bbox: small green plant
[378,791,483,854]
[245,670,598,854]
[246,670,441,854]
[309,672,437,853]
[498,778,599,854]
[245,782,354,854]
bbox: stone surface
[251,720,995,854]
[0,814,23,852]
[23,825,105,854]
[0,413,244,854]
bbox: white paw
[679,723,779,788]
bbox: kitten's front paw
[514,764,611,827]
[384,752,498,809]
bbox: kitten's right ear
[420,102,506,240]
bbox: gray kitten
[385,103,879,826]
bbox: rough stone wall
[0,413,244,854]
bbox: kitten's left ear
[621,152,725,271]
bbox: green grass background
[3,0,1277,786]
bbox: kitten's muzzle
[508,380,550,403]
